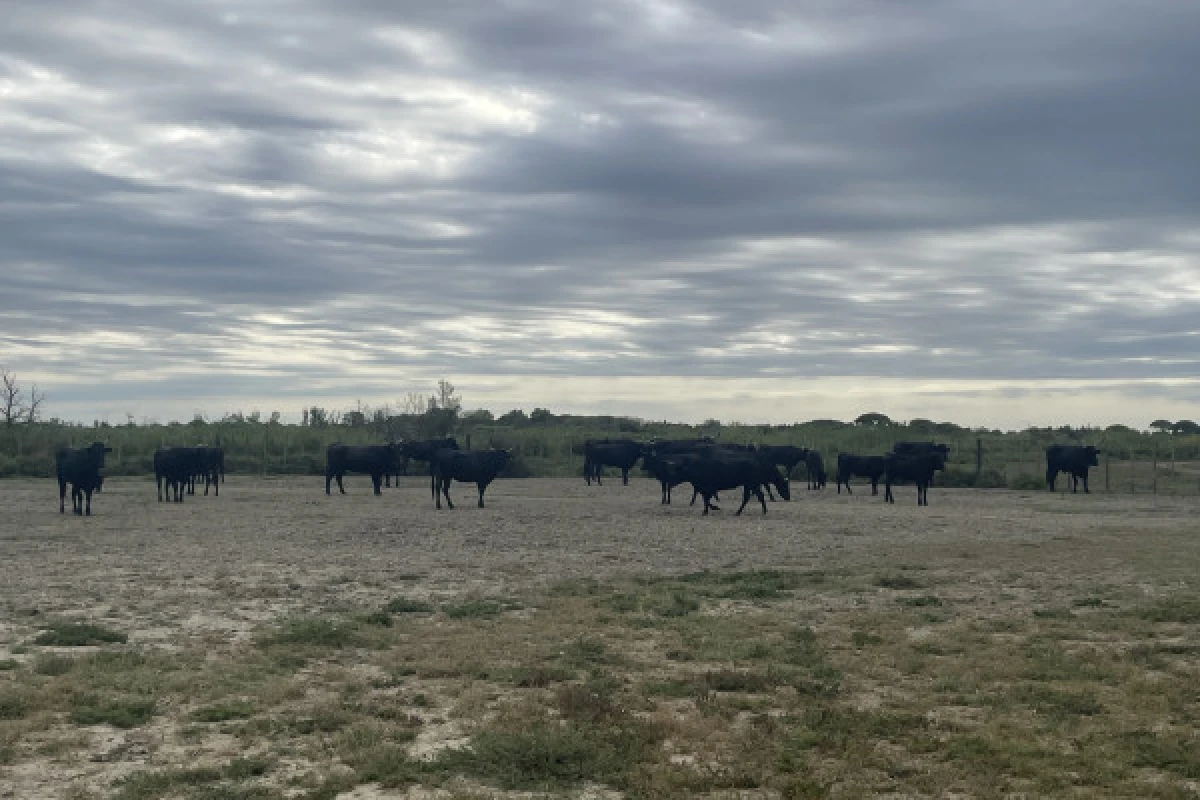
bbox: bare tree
[399,392,425,415]
[433,379,462,412]
[24,384,44,424]
[1,368,24,426]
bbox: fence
[1,421,1198,495]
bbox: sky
[2,0,1199,428]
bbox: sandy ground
[2,475,1196,652]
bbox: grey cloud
[1,0,1199,422]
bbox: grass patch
[113,757,274,800]
[1137,595,1200,624]
[443,599,523,619]
[191,701,256,723]
[876,574,923,590]
[383,596,434,614]
[34,621,127,646]
[32,653,75,676]
[1122,730,1200,779]
[259,617,361,649]
[678,569,823,600]
[441,719,661,791]
[899,595,943,607]
[0,689,33,720]
[0,659,17,671]
[70,697,157,728]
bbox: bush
[500,453,534,479]
[1009,473,1045,491]
[16,454,54,478]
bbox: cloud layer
[3,1,1198,425]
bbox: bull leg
[735,486,751,515]
[443,479,455,509]
[885,480,894,504]
[690,487,699,506]
[59,479,67,513]
[764,483,776,501]
[325,469,333,495]
[621,467,630,486]
[371,473,382,496]
[757,486,769,514]
[433,475,442,509]
[477,481,487,507]
[701,492,714,515]
[336,474,346,494]
[212,472,219,497]
[870,478,879,496]
[1082,472,1090,493]
[1046,468,1057,491]
[84,487,94,516]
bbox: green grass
[382,596,435,614]
[258,617,361,649]
[443,599,523,619]
[876,574,923,590]
[190,701,257,723]
[33,621,127,646]
[70,697,157,728]
[0,659,18,671]
[113,757,275,800]
[1137,594,1200,624]
[32,653,75,675]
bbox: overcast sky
[3,1,1198,427]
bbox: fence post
[1152,446,1158,495]
[1105,451,1110,493]
[975,438,982,479]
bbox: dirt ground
[3,476,1196,635]
[2,476,1199,798]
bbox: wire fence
[2,421,1198,495]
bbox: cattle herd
[49,437,1103,516]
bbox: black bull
[583,439,644,486]
[56,441,111,516]
[325,443,403,495]
[431,449,512,509]
[1046,445,1099,493]
[676,454,791,515]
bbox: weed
[33,653,75,675]
[1138,595,1200,624]
[444,599,522,619]
[70,697,156,728]
[0,659,17,671]
[191,701,256,722]
[361,611,392,627]
[0,689,32,720]
[34,622,126,646]
[899,595,942,607]
[876,574,923,590]
[383,597,434,614]
[260,617,360,649]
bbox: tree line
[0,374,1197,490]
